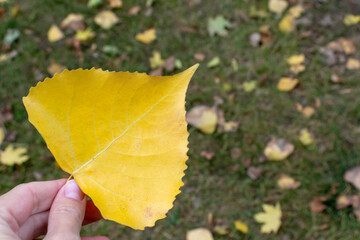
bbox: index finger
[0,179,66,227]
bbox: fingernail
[64,179,85,201]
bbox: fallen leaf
[0,145,29,166]
[344,166,360,190]
[336,195,352,209]
[310,197,326,213]
[234,220,248,234]
[0,105,13,124]
[268,0,288,15]
[23,65,198,229]
[299,129,314,145]
[264,138,294,161]
[338,38,356,55]
[213,225,229,235]
[47,25,63,42]
[279,14,295,33]
[302,106,315,118]
[216,109,239,133]
[354,208,360,221]
[249,32,261,47]
[0,127,4,146]
[250,6,269,19]
[149,68,162,77]
[207,15,230,37]
[277,174,300,189]
[186,228,213,240]
[94,11,119,29]
[107,0,122,8]
[75,28,95,41]
[290,64,305,74]
[200,150,215,160]
[259,25,272,46]
[61,13,84,31]
[230,148,242,159]
[163,56,176,72]
[88,0,102,8]
[207,57,220,68]
[231,58,238,71]
[149,51,164,69]
[287,54,305,65]
[3,29,20,46]
[346,58,360,70]
[0,50,17,63]
[136,28,156,44]
[187,106,217,134]
[331,74,342,83]
[277,77,298,91]
[247,166,262,180]
[344,14,360,26]
[194,53,205,62]
[129,6,141,15]
[254,203,282,234]
[47,61,66,76]
[288,4,304,18]
[243,81,257,92]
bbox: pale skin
[0,179,109,240]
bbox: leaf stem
[66,174,73,183]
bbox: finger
[83,200,103,226]
[0,179,66,230]
[18,211,49,240]
[81,237,109,240]
[45,179,86,239]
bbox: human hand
[0,179,109,240]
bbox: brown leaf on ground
[47,60,66,76]
[129,6,141,15]
[230,148,242,159]
[241,159,251,168]
[344,166,360,190]
[247,166,262,180]
[200,150,215,160]
[163,56,176,72]
[217,109,239,133]
[310,197,327,213]
[149,67,163,76]
[331,74,343,83]
[0,105,13,124]
[336,195,352,209]
[194,53,205,61]
[277,174,301,189]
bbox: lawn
[1,0,360,239]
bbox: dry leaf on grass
[0,127,4,146]
[336,195,352,209]
[129,6,141,15]
[247,166,262,180]
[107,0,122,8]
[23,65,198,229]
[136,28,156,44]
[200,150,215,160]
[344,14,360,26]
[234,220,248,234]
[268,0,288,15]
[186,228,214,240]
[344,166,360,190]
[0,144,29,166]
[264,138,294,161]
[254,203,282,234]
[47,61,66,76]
[310,197,327,213]
[149,51,164,69]
[277,77,298,91]
[299,129,314,145]
[61,13,84,31]
[47,25,63,42]
[277,174,300,189]
[94,11,119,29]
[187,106,217,134]
[346,58,360,70]
[213,225,228,235]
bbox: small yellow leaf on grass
[299,129,313,145]
[0,145,29,166]
[254,203,282,234]
[107,0,122,8]
[75,28,95,41]
[187,106,217,134]
[344,14,360,26]
[279,14,295,33]
[264,138,294,161]
[136,28,156,44]
[288,5,304,18]
[268,0,288,15]
[338,38,356,55]
[277,77,298,91]
[186,228,214,240]
[290,64,305,74]
[47,25,64,42]
[0,127,4,146]
[94,10,119,29]
[149,51,164,69]
[61,13,84,29]
[243,81,257,92]
[277,174,300,189]
[346,58,360,70]
[287,54,305,65]
[234,220,248,234]
[47,61,66,76]
[207,56,220,68]
[23,65,199,229]
[302,106,315,118]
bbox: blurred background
[1,0,360,239]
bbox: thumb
[45,179,86,240]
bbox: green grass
[1,0,360,239]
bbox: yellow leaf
[346,58,360,70]
[149,51,164,69]
[107,0,122,8]
[264,138,294,161]
[234,220,248,234]
[0,145,29,166]
[23,65,199,229]
[268,0,288,15]
[75,28,95,41]
[344,14,360,26]
[47,25,64,42]
[186,228,214,240]
[47,61,66,76]
[187,106,217,134]
[277,174,300,189]
[61,13,84,28]
[94,10,119,29]
[290,64,305,74]
[302,106,315,118]
[287,54,305,66]
[0,127,4,146]
[254,203,282,234]
[279,14,295,33]
[243,81,257,92]
[299,129,313,145]
[288,5,304,18]
[136,28,156,44]
[277,77,298,91]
